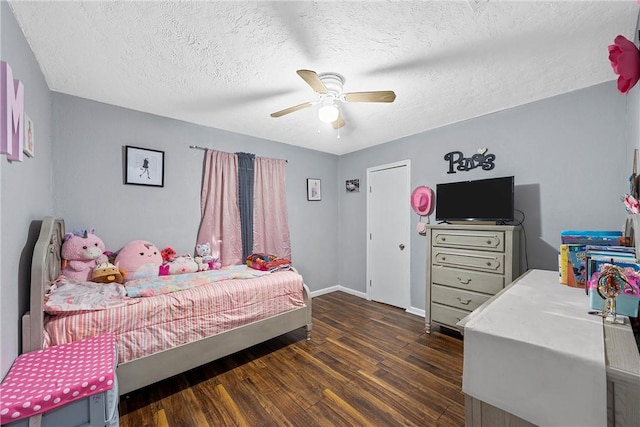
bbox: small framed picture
[346,179,359,192]
[23,114,34,157]
[307,178,321,201]
[125,145,164,187]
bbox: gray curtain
[236,152,255,261]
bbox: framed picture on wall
[307,178,321,201]
[346,179,359,192]
[23,114,34,157]
[125,145,164,187]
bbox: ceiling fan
[270,69,396,129]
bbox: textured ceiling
[8,1,639,155]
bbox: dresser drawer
[432,266,505,294]
[431,303,469,329]
[431,284,491,311]
[432,248,505,274]
[432,229,505,252]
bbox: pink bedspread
[43,271,305,364]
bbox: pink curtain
[252,158,291,259]
[197,150,243,266]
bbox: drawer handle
[486,240,492,245]
[486,261,492,266]
[456,296,472,305]
[457,276,471,284]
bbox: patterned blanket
[246,253,292,272]
[125,265,270,298]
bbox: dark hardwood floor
[118,291,465,427]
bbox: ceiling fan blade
[270,102,313,118]
[297,69,328,94]
[332,109,346,129]
[344,91,396,103]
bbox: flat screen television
[435,176,515,223]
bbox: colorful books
[559,231,627,288]
[585,245,637,294]
[559,230,640,316]
[560,230,626,246]
[559,244,586,286]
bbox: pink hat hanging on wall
[411,186,434,235]
[608,33,640,94]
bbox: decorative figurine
[596,264,631,324]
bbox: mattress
[43,270,305,364]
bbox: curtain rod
[189,145,288,162]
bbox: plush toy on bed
[194,256,209,272]
[158,254,201,276]
[196,242,222,270]
[61,229,108,282]
[160,247,177,263]
[115,240,163,282]
[166,255,199,275]
[92,261,124,284]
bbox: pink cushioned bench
[1,334,115,425]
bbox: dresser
[425,223,521,333]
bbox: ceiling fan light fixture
[318,103,339,123]
[271,69,395,130]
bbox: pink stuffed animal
[115,240,163,282]
[167,255,199,275]
[61,229,108,282]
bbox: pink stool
[1,334,116,426]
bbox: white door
[367,160,411,309]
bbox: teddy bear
[115,240,163,282]
[61,229,108,282]
[196,241,222,270]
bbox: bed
[21,216,312,395]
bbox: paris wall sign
[444,147,496,174]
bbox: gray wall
[1,1,54,378]
[338,80,634,314]
[51,94,340,294]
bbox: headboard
[22,216,65,353]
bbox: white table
[461,269,607,427]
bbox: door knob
[399,244,405,250]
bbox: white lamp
[318,103,339,123]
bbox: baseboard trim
[309,285,366,299]
[406,307,426,318]
[310,286,425,319]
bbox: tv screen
[435,176,514,222]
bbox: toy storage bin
[589,292,640,317]
[1,335,119,427]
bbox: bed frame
[22,217,312,395]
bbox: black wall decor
[444,148,496,174]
